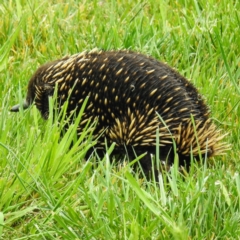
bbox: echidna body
[11,50,227,172]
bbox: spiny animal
[11,50,228,176]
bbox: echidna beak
[10,100,29,112]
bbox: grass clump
[0,0,239,239]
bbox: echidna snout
[11,100,30,112]
[10,50,228,174]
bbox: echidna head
[10,72,54,119]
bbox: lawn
[0,0,239,239]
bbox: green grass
[0,0,239,239]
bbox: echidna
[11,50,228,175]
